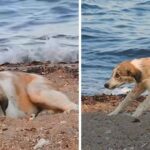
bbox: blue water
[0,0,78,63]
[82,0,150,95]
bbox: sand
[82,94,150,150]
[0,61,78,150]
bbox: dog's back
[131,58,150,79]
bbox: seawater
[0,0,78,63]
[82,0,150,95]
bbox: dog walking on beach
[104,57,150,119]
[0,71,78,118]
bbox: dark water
[82,0,150,95]
[0,0,78,63]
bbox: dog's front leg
[108,84,145,116]
[0,106,5,116]
[132,94,150,118]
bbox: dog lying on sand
[0,71,78,118]
[105,58,150,119]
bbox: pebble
[33,138,49,149]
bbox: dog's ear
[133,69,142,83]
[127,68,142,83]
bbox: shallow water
[0,0,78,63]
[82,0,150,95]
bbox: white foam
[102,86,148,96]
[102,87,131,95]
[0,38,78,64]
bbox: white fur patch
[0,106,5,116]
[131,59,142,71]
[0,78,25,118]
[6,100,25,118]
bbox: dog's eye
[115,73,120,78]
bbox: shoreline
[82,94,145,113]
[0,61,78,77]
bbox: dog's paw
[131,113,141,123]
[131,112,141,119]
[108,111,119,116]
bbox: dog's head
[104,61,142,89]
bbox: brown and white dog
[104,57,150,119]
[0,71,78,118]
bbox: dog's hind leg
[27,81,78,113]
[108,84,145,116]
[132,94,150,118]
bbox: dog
[104,57,150,119]
[0,71,78,118]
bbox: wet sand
[82,94,150,150]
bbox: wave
[0,38,78,64]
[0,0,78,64]
[82,0,150,95]
[82,3,103,10]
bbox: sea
[0,0,78,64]
[82,0,150,95]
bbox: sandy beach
[0,61,78,150]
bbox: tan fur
[0,71,78,118]
[105,58,150,118]
[131,58,150,79]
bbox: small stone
[60,121,66,124]
[132,118,140,123]
[2,128,8,131]
[33,138,49,149]
[105,130,111,134]
[29,114,36,120]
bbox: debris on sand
[33,138,49,149]
[82,94,145,112]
